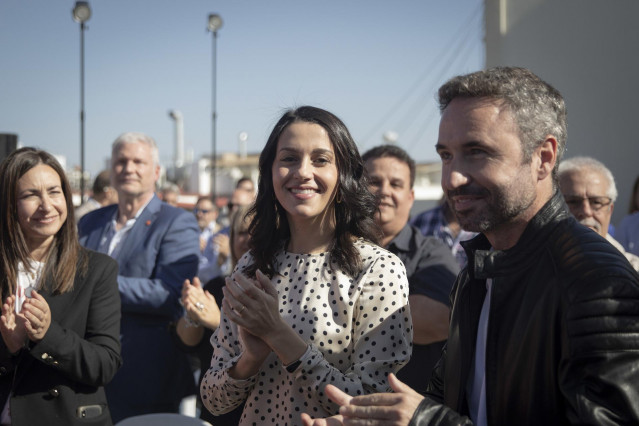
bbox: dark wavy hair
[246,106,380,278]
[0,147,87,298]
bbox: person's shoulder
[81,247,118,268]
[552,219,638,281]
[619,212,639,228]
[79,203,117,224]
[411,205,440,222]
[77,204,117,235]
[399,224,449,253]
[418,231,456,254]
[412,225,458,255]
[355,239,404,268]
[158,201,190,218]
[76,248,119,286]
[156,201,198,228]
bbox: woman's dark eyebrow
[278,147,334,156]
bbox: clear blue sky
[1,0,484,176]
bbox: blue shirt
[411,205,477,269]
[617,212,639,256]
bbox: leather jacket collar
[461,190,572,280]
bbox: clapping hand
[222,270,275,362]
[301,373,425,426]
[0,295,28,353]
[181,277,221,330]
[222,269,280,340]
[22,290,51,342]
[213,233,230,266]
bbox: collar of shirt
[105,196,154,257]
[386,223,413,254]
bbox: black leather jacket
[411,191,639,425]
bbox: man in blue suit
[78,132,200,422]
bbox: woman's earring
[336,191,342,204]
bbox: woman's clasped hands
[181,277,220,330]
[1,290,52,353]
[222,270,283,362]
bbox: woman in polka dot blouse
[200,106,413,425]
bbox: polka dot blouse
[200,240,413,425]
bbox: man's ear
[536,135,557,181]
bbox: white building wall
[484,0,639,224]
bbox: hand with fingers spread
[301,374,424,426]
[21,290,51,342]
[182,277,221,330]
[300,385,351,426]
[0,295,28,353]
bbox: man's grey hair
[112,132,160,166]
[558,156,618,202]
[438,66,567,182]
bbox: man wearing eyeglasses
[558,156,639,270]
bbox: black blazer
[0,249,122,426]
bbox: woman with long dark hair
[0,148,121,425]
[201,106,412,424]
[174,205,254,426]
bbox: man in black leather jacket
[302,67,639,425]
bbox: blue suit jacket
[78,195,200,422]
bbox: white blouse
[1,260,44,424]
[201,239,413,425]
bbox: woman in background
[175,205,253,426]
[0,147,121,425]
[201,106,413,425]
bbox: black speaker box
[0,133,18,163]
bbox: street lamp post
[72,1,91,203]
[207,13,223,199]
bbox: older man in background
[559,156,639,270]
[78,132,200,422]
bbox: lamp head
[208,14,223,33]
[72,1,91,23]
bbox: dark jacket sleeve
[560,273,639,424]
[410,398,473,426]
[28,252,122,386]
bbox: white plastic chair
[115,413,212,426]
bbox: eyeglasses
[564,196,612,212]
[193,208,212,215]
